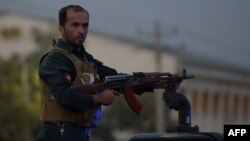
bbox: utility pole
[136,21,178,132]
[153,21,166,132]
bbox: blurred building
[1,12,249,133]
[0,11,54,59]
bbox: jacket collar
[56,39,86,54]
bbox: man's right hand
[93,89,117,106]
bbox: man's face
[59,9,89,47]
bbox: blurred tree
[31,27,58,54]
[0,27,57,141]
[0,55,39,141]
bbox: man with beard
[35,5,118,141]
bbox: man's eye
[72,23,79,27]
[83,23,89,28]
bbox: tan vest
[40,47,99,127]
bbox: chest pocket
[75,62,99,86]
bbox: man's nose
[78,26,84,33]
[78,25,86,34]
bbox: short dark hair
[59,5,89,26]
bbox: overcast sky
[1,0,250,71]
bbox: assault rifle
[72,69,194,116]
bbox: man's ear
[59,25,64,37]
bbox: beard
[64,31,87,47]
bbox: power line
[171,25,250,57]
